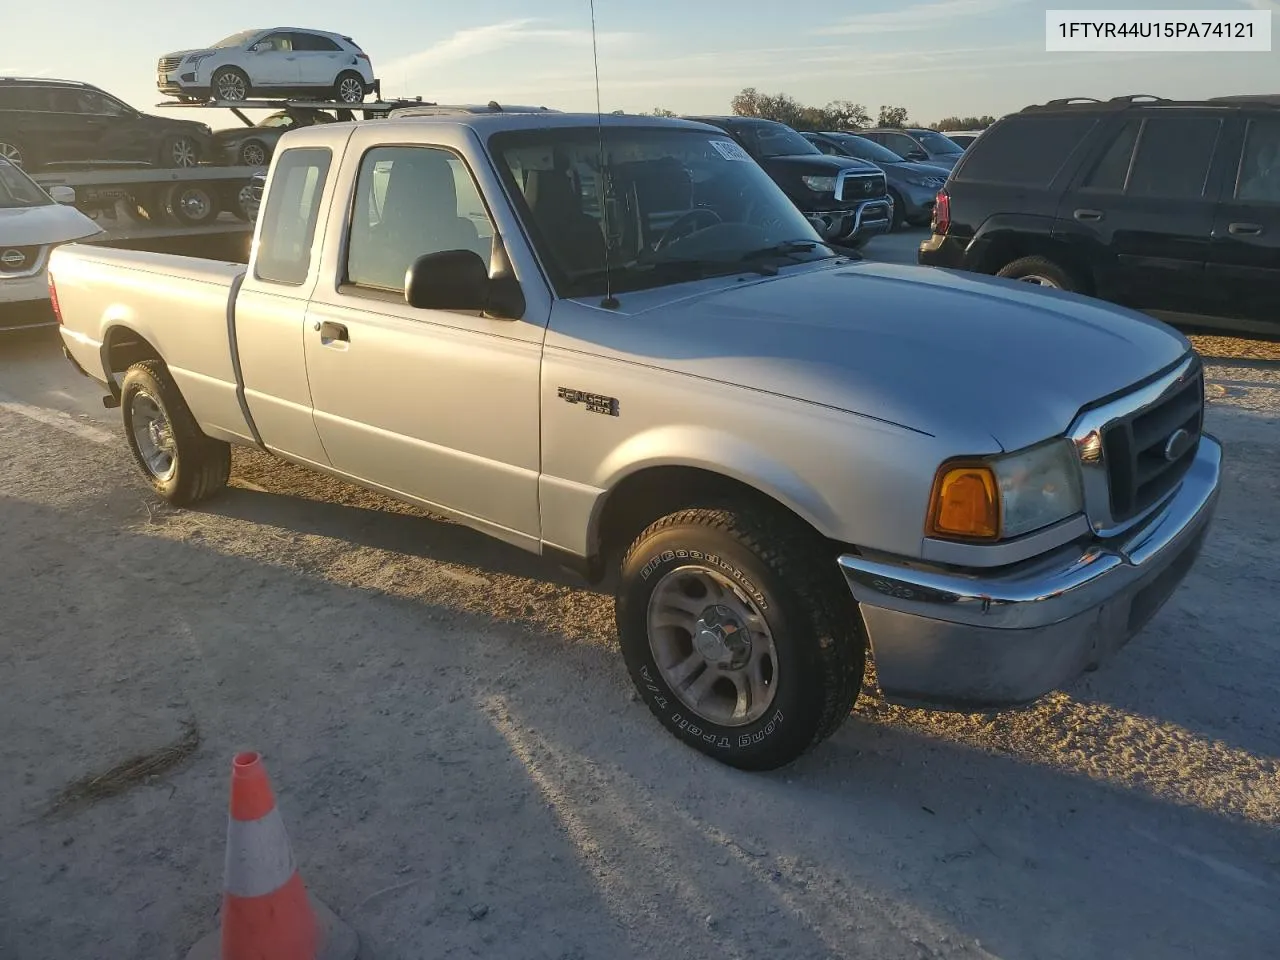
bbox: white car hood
[0,204,102,247]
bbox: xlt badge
[558,387,619,417]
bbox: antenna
[589,0,619,309]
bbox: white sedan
[157,28,378,104]
[0,160,101,331]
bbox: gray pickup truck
[49,112,1221,770]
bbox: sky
[2,0,1278,132]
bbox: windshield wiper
[738,239,834,265]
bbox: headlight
[801,175,837,193]
[926,438,1083,541]
[186,53,214,70]
[905,176,946,188]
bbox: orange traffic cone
[186,752,359,960]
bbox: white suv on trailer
[157,28,378,104]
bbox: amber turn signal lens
[927,463,1000,540]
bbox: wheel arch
[577,434,846,582]
[100,323,165,399]
[969,218,1096,293]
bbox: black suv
[683,115,893,248]
[919,94,1280,337]
[0,77,212,171]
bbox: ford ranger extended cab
[49,112,1222,770]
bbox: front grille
[158,56,183,73]
[840,173,886,202]
[0,245,41,274]
[1101,362,1204,521]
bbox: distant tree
[731,87,870,131]
[644,107,677,117]
[931,114,997,131]
[876,105,910,128]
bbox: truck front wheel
[121,360,231,507]
[616,505,865,770]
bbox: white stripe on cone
[223,806,299,899]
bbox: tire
[163,183,220,226]
[121,360,231,507]
[616,505,865,771]
[212,67,250,102]
[159,135,199,168]
[238,140,268,166]
[888,189,907,230]
[334,71,366,104]
[0,137,32,169]
[995,254,1083,292]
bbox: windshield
[916,131,964,155]
[831,134,906,164]
[730,122,820,159]
[490,126,833,299]
[0,160,52,207]
[212,30,260,48]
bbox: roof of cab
[369,111,721,135]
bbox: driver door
[302,139,548,542]
[247,32,301,89]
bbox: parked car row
[0,77,213,171]
[157,27,379,104]
[919,93,1280,337]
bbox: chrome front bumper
[838,434,1222,710]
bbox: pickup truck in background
[49,112,1221,771]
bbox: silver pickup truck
[49,112,1222,770]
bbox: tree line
[641,88,997,132]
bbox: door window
[1125,117,1222,199]
[345,146,494,293]
[290,32,342,52]
[1235,118,1280,204]
[256,33,294,52]
[956,115,1098,186]
[1081,120,1140,191]
[254,147,332,285]
[881,132,919,157]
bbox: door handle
[1074,208,1104,222]
[318,320,349,345]
[1228,222,1264,236]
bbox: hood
[163,48,216,60]
[552,260,1189,452]
[892,160,951,178]
[0,203,102,247]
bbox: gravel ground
[1,295,1278,959]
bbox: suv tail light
[356,52,370,61]
[48,270,63,325]
[932,189,951,235]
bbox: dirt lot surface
[2,242,1278,958]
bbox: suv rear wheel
[995,254,1083,292]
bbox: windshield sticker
[709,139,752,162]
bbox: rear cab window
[953,114,1099,187]
[254,147,333,285]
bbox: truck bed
[49,245,254,444]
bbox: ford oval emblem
[1,249,25,268]
[1163,427,1192,462]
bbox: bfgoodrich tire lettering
[616,505,865,770]
[121,360,231,507]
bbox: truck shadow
[5,490,1277,960]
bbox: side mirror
[405,249,491,312]
[250,43,265,53]
[905,149,929,162]
[48,185,76,205]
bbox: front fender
[589,423,843,540]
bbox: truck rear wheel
[615,505,864,770]
[121,361,231,507]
